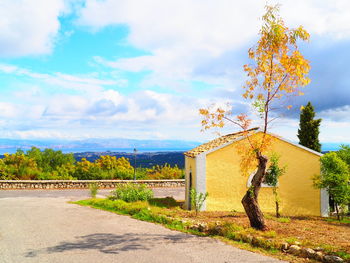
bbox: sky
[1,0,350,145]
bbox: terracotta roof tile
[184,127,259,158]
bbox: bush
[146,164,184,179]
[314,152,350,220]
[89,183,99,198]
[109,184,154,202]
[0,148,184,180]
[73,157,134,180]
[190,188,208,215]
[0,153,41,180]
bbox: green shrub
[190,188,208,215]
[0,147,184,180]
[89,183,99,198]
[109,184,154,202]
[146,164,184,179]
[114,167,134,180]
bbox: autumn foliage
[0,147,184,180]
[199,5,311,230]
[145,164,184,180]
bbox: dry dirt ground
[177,211,350,253]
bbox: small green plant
[109,184,154,202]
[276,217,291,223]
[264,153,286,218]
[89,182,99,198]
[190,188,208,215]
[230,209,239,217]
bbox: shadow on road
[25,232,198,257]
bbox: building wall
[185,156,196,209]
[205,133,322,216]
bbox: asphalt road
[0,187,185,200]
[0,189,286,263]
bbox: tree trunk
[335,203,340,221]
[241,153,268,230]
[275,200,280,218]
[273,188,280,218]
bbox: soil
[174,210,350,253]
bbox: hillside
[74,151,185,169]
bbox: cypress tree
[297,102,322,152]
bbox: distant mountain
[0,137,345,155]
[74,151,186,169]
[0,138,201,154]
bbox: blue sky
[1,0,350,145]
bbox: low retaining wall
[0,179,185,190]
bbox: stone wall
[0,180,185,190]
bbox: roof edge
[185,130,323,158]
[184,128,259,158]
[198,134,247,157]
[266,132,323,157]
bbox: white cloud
[79,0,264,90]
[0,102,19,118]
[2,0,350,142]
[43,95,88,117]
[0,63,124,94]
[276,0,350,40]
[3,130,74,140]
[79,1,350,72]
[0,87,210,140]
[319,105,350,122]
[0,64,18,73]
[79,0,350,97]
[0,64,218,140]
[79,0,262,54]
[0,0,71,57]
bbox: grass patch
[75,198,201,236]
[334,251,350,260]
[324,217,350,224]
[265,214,291,223]
[74,198,349,262]
[148,197,180,208]
[284,237,300,245]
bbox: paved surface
[0,187,185,200]
[0,189,286,263]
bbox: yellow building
[184,129,328,217]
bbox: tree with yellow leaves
[200,5,311,230]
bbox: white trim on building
[195,153,207,211]
[320,189,330,217]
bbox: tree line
[0,147,184,180]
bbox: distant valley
[0,138,201,168]
[74,151,186,169]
